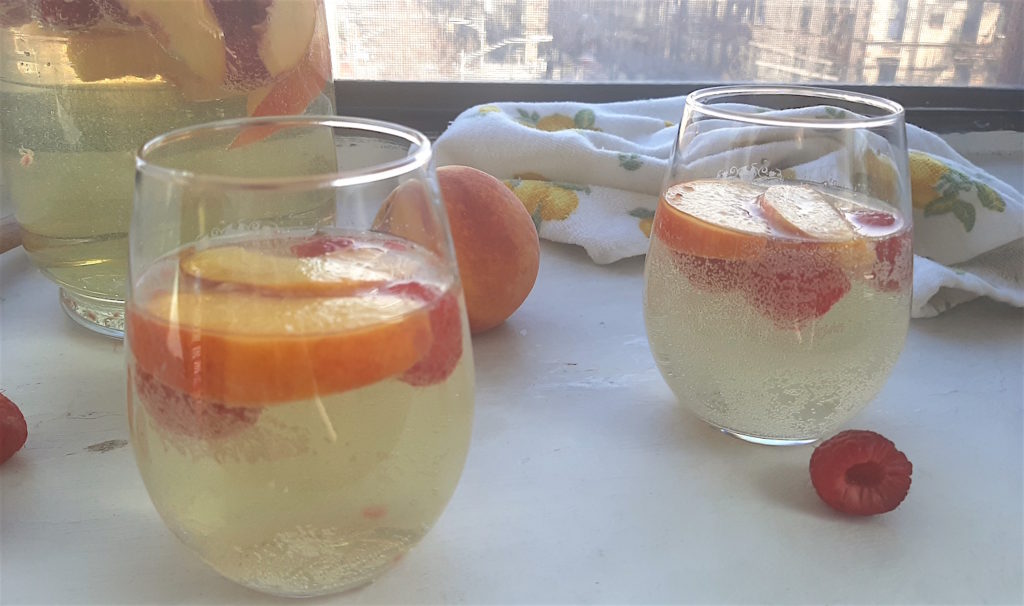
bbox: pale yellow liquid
[130,345,473,596]
[643,183,911,442]
[127,236,474,596]
[0,22,334,333]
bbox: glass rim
[685,85,905,129]
[135,115,433,190]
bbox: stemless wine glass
[644,86,912,446]
[126,116,474,596]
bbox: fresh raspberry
[0,392,28,465]
[870,231,913,293]
[385,282,463,387]
[809,430,913,516]
[848,209,897,228]
[290,236,355,257]
[674,252,747,294]
[742,242,851,328]
[133,369,260,440]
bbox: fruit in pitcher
[378,166,540,334]
[209,0,317,91]
[0,0,31,27]
[810,430,913,516]
[35,0,101,29]
[116,0,227,87]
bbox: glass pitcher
[0,0,336,336]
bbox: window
[330,0,1022,87]
[328,1,1024,135]
[799,6,812,31]
[877,58,900,83]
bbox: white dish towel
[435,97,1023,318]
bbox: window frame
[333,80,1024,138]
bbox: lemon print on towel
[908,151,1005,232]
[517,108,598,132]
[629,208,655,238]
[505,174,586,229]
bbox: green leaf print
[550,181,591,194]
[574,109,596,129]
[936,169,972,195]
[824,107,849,119]
[530,205,544,231]
[951,200,976,232]
[516,109,540,126]
[629,207,655,220]
[923,193,958,216]
[618,153,643,171]
[976,182,1006,212]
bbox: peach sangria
[0,0,334,335]
[644,86,913,445]
[127,118,474,596]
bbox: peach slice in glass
[757,184,856,241]
[653,180,770,260]
[179,243,420,296]
[128,289,432,406]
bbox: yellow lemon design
[511,181,579,220]
[909,151,948,209]
[478,105,502,115]
[513,172,548,181]
[535,114,576,132]
[628,208,655,238]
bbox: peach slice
[66,28,168,82]
[128,289,432,407]
[258,0,318,77]
[757,184,856,241]
[117,0,227,87]
[653,180,770,260]
[229,5,330,148]
[180,243,417,296]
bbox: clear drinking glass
[126,116,474,596]
[0,0,334,337]
[643,86,912,446]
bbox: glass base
[717,426,820,446]
[59,288,124,339]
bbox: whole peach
[437,165,539,333]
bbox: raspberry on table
[1,392,28,465]
[809,429,913,516]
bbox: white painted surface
[1,236,1021,605]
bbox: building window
[954,62,972,84]
[800,6,812,31]
[888,0,909,40]
[929,12,944,29]
[877,58,899,83]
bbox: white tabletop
[1,238,1021,605]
